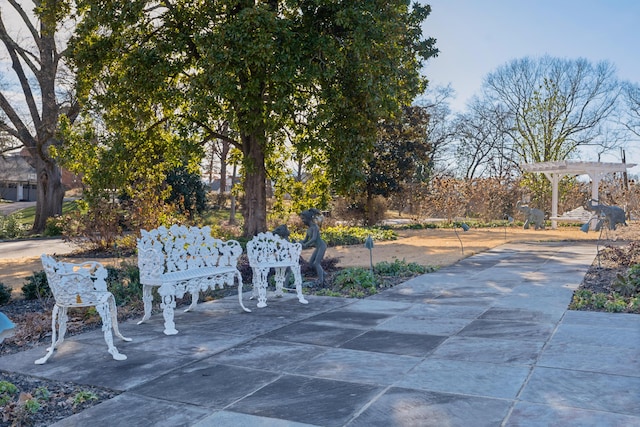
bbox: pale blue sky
[420,0,640,173]
[421,0,640,110]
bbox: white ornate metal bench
[247,231,308,308]
[37,254,131,364]
[137,225,250,335]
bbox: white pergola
[520,160,637,229]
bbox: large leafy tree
[69,0,437,236]
[362,105,431,224]
[0,0,78,233]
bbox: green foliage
[166,166,208,215]
[0,381,19,405]
[0,282,12,305]
[591,292,608,309]
[69,0,438,235]
[44,215,66,237]
[269,158,332,224]
[333,267,378,298]
[21,271,51,301]
[73,391,99,406]
[612,264,640,297]
[374,259,436,277]
[23,397,41,414]
[313,289,342,297]
[33,387,50,401]
[361,106,432,225]
[569,289,593,310]
[106,264,143,306]
[604,295,627,313]
[291,226,396,247]
[0,212,27,239]
[570,288,639,314]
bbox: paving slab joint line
[501,244,596,425]
[344,384,393,426]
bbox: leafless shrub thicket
[376,176,639,224]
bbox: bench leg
[137,284,154,325]
[35,304,65,364]
[185,290,199,313]
[96,300,127,361]
[292,266,308,305]
[159,285,178,335]
[274,267,286,297]
[236,272,251,312]
[108,295,132,343]
[252,267,269,308]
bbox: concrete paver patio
[1,241,639,426]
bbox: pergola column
[543,172,561,230]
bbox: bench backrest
[247,231,302,266]
[137,225,242,280]
[41,254,108,304]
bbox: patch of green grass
[13,200,81,228]
[199,208,243,226]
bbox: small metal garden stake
[364,235,374,274]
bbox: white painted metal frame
[520,161,636,229]
[137,225,250,335]
[247,232,308,308]
[37,254,131,364]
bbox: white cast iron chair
[36,254,131,364]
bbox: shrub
[44,216,65,237]
[0,282,12,305]
[604,295,627,313]
[0,212,27,239]
[591,293,608,309]
[0,380,19,405]
[290,225,396,247]
[21,271,52,301]
[106,263,144,306]
[334,267,378,291]
[612,264,640,297]
[374,259,436,277]
[569,289,593,310]
[73,391,99,406]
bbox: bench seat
[137,225,249,335]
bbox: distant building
[0,151,81,202]
[0,153,37,201]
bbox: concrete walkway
[1,242,639,426]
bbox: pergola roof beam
[520,160,636,229]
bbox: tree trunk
[229,162,237,225]
[31,150,65,233]
[365,191,375,226]
[240,132,267,237]
[219,140,229,194]
[218,121,230,194]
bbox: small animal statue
[516,201,545,230]
[272,224,291,240]
[585,199,627,231]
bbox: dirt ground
[323,225,614,268]
[2,223,637,294]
